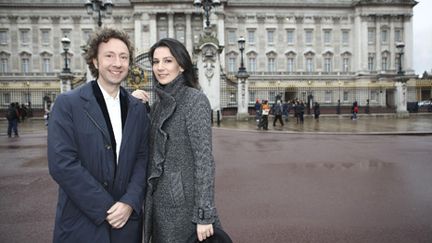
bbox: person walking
[254,99,261,123]
[47,28,150,243]
[299,100,305,124]
[6,102,19,137]
[132,38,222,243]
[272,99,284,127]
[352,101,359,120]
[258,100,270,130]
[313,102,320,122]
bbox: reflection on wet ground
[216,114,432,134]
[0,117,432,242]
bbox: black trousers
[273,115,284,126]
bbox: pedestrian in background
[299,100,305,124]
[352,101,359,120]
[313,101,320,122]
[6,102,19,137]
[258,100,270,130]
[48,28,150,243]
[254,98,261,123]
[132,38,222,243]
[272,99,284,127]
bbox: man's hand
[106,202,133,229]
[197,224,214,242]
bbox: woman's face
[152,46,184,85]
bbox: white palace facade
[1,0,427,114]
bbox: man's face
[93,38,130,87]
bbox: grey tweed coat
[144,75,220,243]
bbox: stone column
[59,72,74,93]
[395,79,409,118]
[185,13,193,54]
[194,32,223,117]
[149,13,157,47]
[236,74,250,120]
[134,12,143,53]
[404,14,414,73]
[168,12,174,38]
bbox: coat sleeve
[185,92,217,225]
[119,104,150,215]
[48,94,115,225]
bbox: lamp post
[395,42,408,117]
[59,36,74,93]
[61,36,71,73]
[85,0,113,28]
[238,36,246,73]
[235,36,250,120]
[193,0,221,29]
[396,42,405,75]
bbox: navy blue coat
[48,82,149,243]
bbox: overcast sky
[413,0,432,76]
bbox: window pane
[305,30,313,44]
[21,30,30,44]
[287,58,294,72]
[267,30,274,44]
[342,30,349,45]
[41,29,50,44]
[381,29,388,43]
[22,58,29,73]
[0,58,8,73]
[248,57,256,72]
[287,30,294,44]
[0,30,8,44]
[368,28,375,43]
[248,30,255,44]
[228,31,236,44]
[324,30,331,44]
[228,57,236,72]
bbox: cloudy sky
[413,0,432,75]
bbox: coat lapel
[80,83,111,144]
[118,91,138,158]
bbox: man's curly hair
[85,28,134,78]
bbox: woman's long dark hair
[149,38,199,89]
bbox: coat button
[105,145,111,150]
[103,182,108,187]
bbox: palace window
[323,29,332,44]
[248,57,257,72]
[0,30,8,44]
[287,29,295,44]
[247,30,255,45]
[342,30,349,45]
[305,29,313,44]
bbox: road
[0,123,431,242]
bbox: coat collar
[79,81,140,152]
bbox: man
[6,102,19,137]
[48,28,149,243]
[272,99,284,127]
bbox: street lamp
[396,42,405,75]
[85,0,113,27]
[193,0,221,29]
[61,36,71,73]
[238,36,246,73]
[235,36,249,120]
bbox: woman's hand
[197,224,214,242]
[131,89,150,103]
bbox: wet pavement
[0,116,432,243]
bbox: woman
[133,38,220,243]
